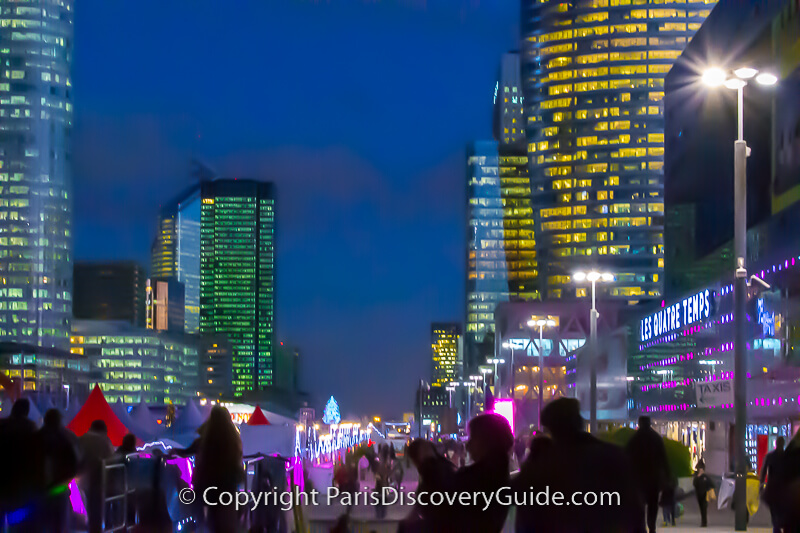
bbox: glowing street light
[702,64,778,531]
[527,318,557,428]
[573,270,615,434]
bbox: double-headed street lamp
[487,358,505,395]
[702,65,776,532]
[527,318,556,429]
[573,270,614,434]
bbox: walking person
[760,436,786,533]
[514,398,641,533]
[626,416,671,533]
[660,474,677,527]
[38,409,78,533]
[692,460,714,528]
[193,405,244,533]
[408,413,514,532]
[78,420,114,533]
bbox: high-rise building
[466,140,538,372]
[146,278,185,333]
[73,262,146,327]
[431,323,461,387]
[0,0,74,348]
[71,320,199,405]
[199,180,275,397]
[466,54,539,376]
[494,53,527,148]
[151,181,202,333]
[521,0,716,303]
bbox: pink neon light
[490,399,514,435]
[69,479,86,516]
[165,456,193,488]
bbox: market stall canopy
[65,394,82,424]
[247,405,271,425]
[129,400,160,440]
[66,385,130,446]
[174,400,204,433]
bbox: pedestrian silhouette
[78,419,114,533]
[626,416,670,533]
[193,405,243,533]
[692,460,714,528]
[408,413,513,533]
[760,436,785,533]
[0,398,40,531]
[515,398,641,533]
[38,409,79,533]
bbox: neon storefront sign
[640,289,715,342]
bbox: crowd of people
[397,399,800,533]
[0,399,247,533]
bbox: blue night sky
[72,0,519,418]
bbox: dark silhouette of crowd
[0,398,253,533]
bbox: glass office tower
[522,0,715,302]
[151,184,201,333]
[431,323,461,387]
[0,0,74,348]
[199,180,275,397]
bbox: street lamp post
[573,270,614,434]
[527,319,556,429]
[487,358,505,396]
[502,342,515,398]
[702,65,777,531]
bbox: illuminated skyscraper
[522,0,715,302]
[431,323,461,387]
[151,182,202,334]
[0,0,73,348]
[494,53,527,148]
[199,180,275,397]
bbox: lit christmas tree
[322,396,341,424]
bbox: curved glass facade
[0,0,73,349]
[522,0,714,302]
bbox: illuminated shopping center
[521,0,715,302]
[629,250,800,473]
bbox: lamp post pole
[573,270,612,435]
[538,324,546,429]
[733,84,748,532]
[590,278,598,435]
[700,66,777,530]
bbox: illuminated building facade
[0,342,88,397]
[0,0,74,348]
[73,262,146,326]
[199,180,275,397]
[466,140,538,372]
[494,52,527,148]
[71,320,199,405]
[145,278,185,333]
[431,323,461,386]
[151,182,202,333]
[521,0,716,302]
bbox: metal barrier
[100,454,139,532]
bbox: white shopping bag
[718,477,735,510]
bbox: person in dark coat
[409,413,513,533]
[78,419,114,533]
[692,460,713,528]
[659,474,677,527]
[515,398,642,533]
[0,398,41,531]
[38,409,79,533]
[193,405,244,533]
[760,436,785,533]
[626,416,671,533]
